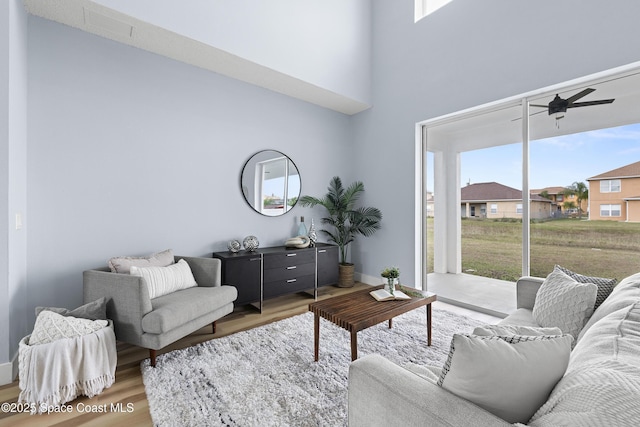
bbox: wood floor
[0,283,498,427]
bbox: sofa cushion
[108,248,174,274]
[131,259,197,299]
[436,333,572,424]
[528,302,640,426]
[497,308,540,328]
[141,285,238,334]
[473,324,562,336]
[29,311,109,345]
[578,272,640,341]
[35,297,107,320]
[555,264,617,310]
[532,268,597,341]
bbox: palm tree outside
[563,181,589,219]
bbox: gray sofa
[349,273,640,426]
[83,255,237,367]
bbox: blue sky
[430,123,640,192]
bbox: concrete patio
[426,273,517,319]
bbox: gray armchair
[83,256,237,367]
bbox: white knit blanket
[18,321,117,414]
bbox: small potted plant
[381,267,400,295]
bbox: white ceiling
[426,66,640,153]
[22,0,370,115]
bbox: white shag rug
[141,307,484,426]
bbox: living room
[3,0,640,425]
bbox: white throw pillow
[130,259,197,299]
[436,333,572,424]
[29,311,109,345]
[532,268,597,341]
[473,324,563,336]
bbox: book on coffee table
[370,288,411,301]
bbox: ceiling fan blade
[565,88,595,104]
[567,99,615,108]
[529,104,548,108]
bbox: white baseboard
[355,272,380,286]
[0,354,18,386]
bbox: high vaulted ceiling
[22,0,371,115]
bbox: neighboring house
[587,160,640,221]
[461,182,552,219]
[426,191,434,217]
[530,186,587,216]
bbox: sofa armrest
[348,354,510,427]
[176,256,221,288]
[83,268,153,346]
[516,276,545,309]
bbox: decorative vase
[297,216,308,237]
[227,240,241,253]
[338,263,355,288]
[308,218,317,247]
[243,235,259,252]
[387,278,396,295]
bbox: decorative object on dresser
[308,218,317,246]
[242,235,260,251]
[213,243,339,312]
[299,176,382,287]
[285,235,311,248]
[227,239,241,253]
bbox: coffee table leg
[388,318,392,329]
[427,304,432,346]
[350,330,358,361]
[314,313,320,361]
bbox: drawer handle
[286,266,297,270]
[286,253,297,257]
[249,258,261,261]
[287,279,297,283]
[318,250,327,253]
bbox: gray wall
[350,0,640,286]
[25,16,354,327]
[0,0,28,378]
[93,0,372,105]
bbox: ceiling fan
[531,88,615,115]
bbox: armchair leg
[149,349,157,367]
[212,321,217,334]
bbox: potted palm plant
[300,176,382,287]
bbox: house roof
[588,160,640,180]
[461,182,550,203]
[530,186,565,195]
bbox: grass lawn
[427,218,640,282]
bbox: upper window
[600,179,621,193]
[557,194,564,202]
[415,0,454,21]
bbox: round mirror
[241,150,301,216]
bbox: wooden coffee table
[309,285,437,361]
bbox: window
[600,204,622,217]
[516,204,523,214]
[415,0,454,21]
[600,179,621,193]
[557,194,563,202]
[490,204,498,214]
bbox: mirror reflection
[241,150,301,216]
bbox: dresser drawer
[263,274,315,299]
[263,262,315,282]
[263,250,315,269]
